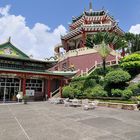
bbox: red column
[47,78,51,98]
[22,76,26,96]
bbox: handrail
[51,87,60,97]
[80,59,118,77]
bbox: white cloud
[129,24,140,34]
[0,5,11,16]
[0,5,67,59]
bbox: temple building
[0,38,75,102]
[51,2,124,75]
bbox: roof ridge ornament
[8,36,11,42]
[89,0,93,13]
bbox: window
[26,79,43,92]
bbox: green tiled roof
[0,41,29,58]
[0,68,77,78]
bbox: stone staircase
[131,74,140,83]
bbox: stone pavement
[0,102,140,140]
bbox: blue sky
[1,0,140,32]
[0,0,140,59]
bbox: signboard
[26,90,35,96]
[17,92,23,99]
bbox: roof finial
[89,0,93,12]
[8,36,11,42]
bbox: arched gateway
[0,39,76,102]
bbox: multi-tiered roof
[61,2,124,41]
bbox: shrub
[111,89,123,97]
[127,83,140,96]
[122,89,133,100]
[70,80,84,90]
[120,53,140,76]
[83,88,93,99]
[83,79,97,89]
[62,86,75,99]
[88,74,101,83]
[104,70,131,92]
[91,85,108,97]
[73,89,82,99]
[105,70,131,85]
[71,76,87,82]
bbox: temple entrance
[0,77,20,101]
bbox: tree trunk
[103,58,106,76]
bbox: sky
[0,0,140,59]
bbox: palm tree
[97,40,111,75]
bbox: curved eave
[0,55,57,64]
[46,70,77,78]
[0,68,77,78]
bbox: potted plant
[22,95,29,104]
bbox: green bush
[83,79,97,89]
[122,89,133,100]
[88,74,101,83]
[120,53,140,75]
[71,76,87,82]
[91,85,108,97]
[70,80,84,90]
[73,89,82,99]
[62,86,75,99]
[62,86,82,99]
[111,89,123,97]
[127,83,140,96]
[83,88,93,99]
[105,70,131,85]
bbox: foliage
[83,88,93,99]
[122,89,133,100]
[85,35,94,48]
[83,79,97,89]
[127,83,140,96]
[62,86,75,99]
[97,41,111,59]
[111,89,123,97]
[125,33,140,53]
[70,80,84,90]
[120,53,140,75]
[71,76,87,82]
[91,85,108,97]
[97,41,111,74]
[62,86,82,99]
[90,66,116,76]
[105,70,131,85]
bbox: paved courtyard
[0,102,140,140]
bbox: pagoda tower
[52,2,124,76]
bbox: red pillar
[47,78,51,98]
[22,76,26,96]
[121,48,125,57]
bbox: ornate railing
[51,87,61,97]
[80,59,118,77]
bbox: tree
[97,40,111,75]
[125,33,140,53]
